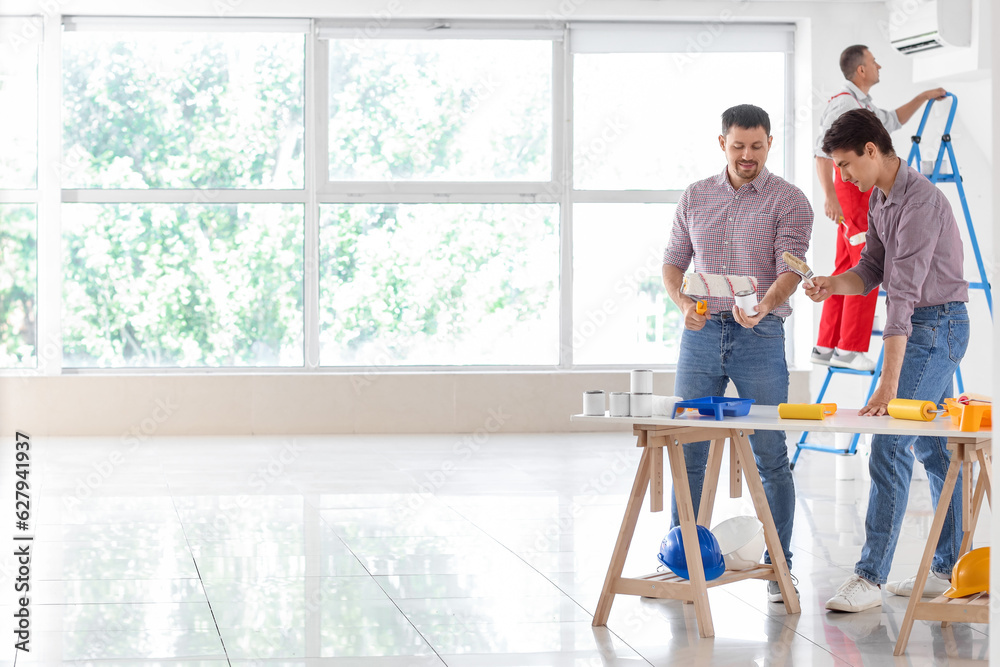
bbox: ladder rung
[796,443,855,456]
[825,366,876,376]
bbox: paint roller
[778,403,837,420]
[682,273,759,314]
[887,398,944,422]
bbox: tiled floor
[0,430,990,665]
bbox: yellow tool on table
[778,403,837,420]
[943,397,992,431]
[887,398,941,422]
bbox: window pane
[62,203,303,367]
[63,32,304,189]
[573,203,679,365]
[0,24,38,188]
[0,205,37,368]
[574,52,785,189]
[327,40,551,181]
[320,204,558,365]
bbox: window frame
[11,15,795,375]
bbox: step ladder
[790,93,992,469]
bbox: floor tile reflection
[14,432,993,665]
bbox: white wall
[2,0,992,436]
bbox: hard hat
[944,547,990,598]
[657,524,725,581]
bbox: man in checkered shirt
[661,104,813,603]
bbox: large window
[570,24,793,365]
[60,20,306,368]
[62,203,303,367]
[0,20,39,368]
[62,29,304,189]
[319,203,558,366]
[573,52,787,190]
[317,26,560,367]
[8,18,793,373]
[326,39,551,181]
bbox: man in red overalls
[812,45,945,371]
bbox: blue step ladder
[790,93,992,469]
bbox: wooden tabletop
[571,405,991,439]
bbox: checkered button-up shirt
[663,167,814,318]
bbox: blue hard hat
[657,525,725,581]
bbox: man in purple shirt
[804,109,969,613]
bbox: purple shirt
[663,167,813,317]
[849,160,968,338]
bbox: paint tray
[673,396,755,420]
[943,398,992,432]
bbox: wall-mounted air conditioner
[887,0,971,55]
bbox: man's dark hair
[721,104,770,137]
[822,108,895,157]
[840,44,868,80]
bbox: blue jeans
[856,302,970,585]
[670,312,794,570]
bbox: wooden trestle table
[571,405,991,654]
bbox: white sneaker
[767,574,800,603]
[829,351,877,372]
[885,574,951,598]
[826,574,882,612]
[811,347,834,365]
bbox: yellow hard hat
[944,547,990,598]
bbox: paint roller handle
[696,300,707,315]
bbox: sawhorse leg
[732,428,800,615]
[592,445,652,626]
[894,438,991,655]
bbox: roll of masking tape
[609,392,630,417]
[630,370,653,394]
[630,393,652,418]
[583,390,606,416]
[887,398,937,422]
[778,403,838,420]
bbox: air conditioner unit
[887,0,971,55]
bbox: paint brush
[782,252,815,289]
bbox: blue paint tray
[673,396,755,420]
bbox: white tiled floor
[1,431,990,665]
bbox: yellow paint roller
[778,403,837,420]
[887,398,939,422]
